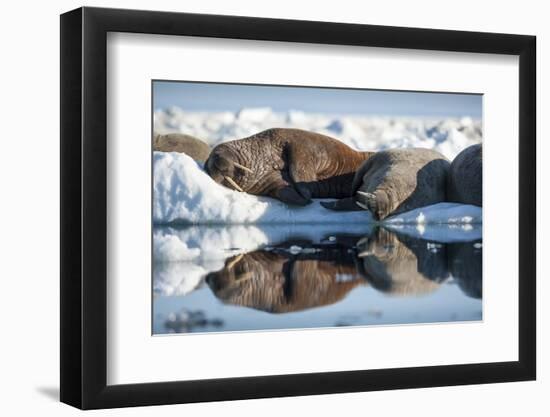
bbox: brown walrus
[448,144,482,206]
[322,148,450,220]
[153,133,211,162]
[205,248,365,313]
[204,128,373,206]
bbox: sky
[153,81,482,118]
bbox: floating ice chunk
[301,248,321,254]
[336,274,356,283]
[289,245,302,254]
[427,242,443,253]
[417,212,426,224]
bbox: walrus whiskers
[224,176,244,192]
[226,253,244,270]
[233,162,253,173]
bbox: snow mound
[153,152,482,225]
[384,203,482,225]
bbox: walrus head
[204,144,253,192]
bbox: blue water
[153,226,482,335]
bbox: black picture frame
[60,6,536,410]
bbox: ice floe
[153,151,482,226]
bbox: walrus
[448,144,482,206]
[204,128,373,206]
[322,148,450,220]
[153,133,211,162]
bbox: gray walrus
[448,144,482,206]
[153,133,211,162]
[204,128,373,206]
[322,148,450,220]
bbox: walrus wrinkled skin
[204,128,373,206]
[153,133,211,162]
[355,228,449,297]
[205,247,365,313]
[448,144,482,206]
[322,148,450,220]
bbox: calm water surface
[153,225,482,334]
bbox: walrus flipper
[276,186,311,206]
[356,190,391,220]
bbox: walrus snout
[205,254,254,293]
[205,146,253,192]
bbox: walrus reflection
[356,228,449,296]
[447,240,482,299]
[205,249,365,313]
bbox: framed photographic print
[60,6,536,409]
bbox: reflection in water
[206,247,364,313]
[153,225,482,334]
[448,241,483,299]
[356,228,450,297]
[164,309,224,333]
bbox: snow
[154,107,482,160]
[384,203,481,225]
[153,151,482,225]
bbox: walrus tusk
[226,253,244,270]
[356,200,369,210]
[355,191,376,210]
[357,250,374,258]
[356,191,376,199]
[224,176,244,192]
[233,162,253,173]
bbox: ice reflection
[153,224,482,334]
